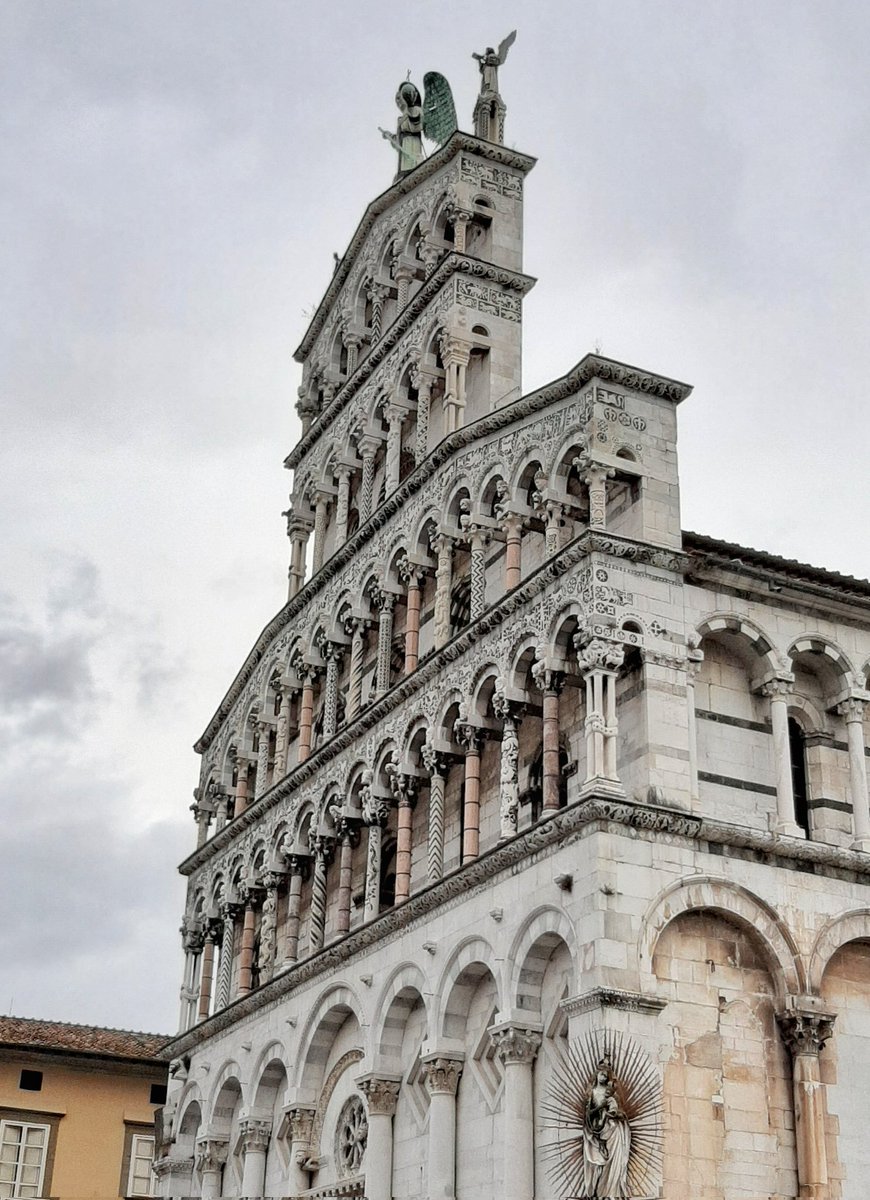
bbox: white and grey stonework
[157,56,870,1200]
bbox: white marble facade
[157,65,870,1200]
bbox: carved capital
[358,1074,401,1116]
[574,634,625,673]
[285,1105,316,1146]
[421,1055,463,1096]
[454,718,485,753]
[531,658,565,694]
[239,1116,271,1152]
[194,1136,228,1172]
[489,1023,542,1066]
[760,675,795,700]
[421,741,451,777]
[777,1010,836,1057]
[838,696,866,723]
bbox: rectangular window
[0,1121,49,1199]
[16,1075,41,1095]
[126,1134,156,1198]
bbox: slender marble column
[254,719,270,800]
[368,281,387,342]
[358,437,379,521]
[493,690,521,839]
[358,1077,401,1200]
[778,1010,835,1198]
[413,373,432,461]
[388,764,417,903]
[362,781,389,921]
[345,617,368,720]
[237,900,256,997]
[322,642,342,740]
[490,1024,541,1200]
[455,720,483,861]
[432,533,454,649]
[273,686,292,779]
[311,490,330,574]
[532,663,564,812]
[285,1108,315,1196]
[385,404,406,492]
[422,1055,463,1200]
[197,933,216,1022]
[839,697,870,849]
[502,512,523,590]
[239,1118,271,1198]
[575,637,625,788]
[345,335,360,376]
[686,643,704,805]
[282,858,305,966]
[336,824,356,935]
[195,1139,228,1200]
[333,465,352,545]
[308,836,332,952]
[215,905,235,1009]
[374,590,395,697]
[399,558,423,674]
[234,758,250,817]
[421,744,448,882]
[297,669,316,763]
[467,526,490,620]
[762,677,803,836]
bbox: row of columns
[187,633,628,1008]
[164,1005,838,1200]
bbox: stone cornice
[285,253,537,471]
[196,362,691,755]
[293,132,537,362]
[185,529,685,873]
[560,988,667,1017]
[684,530,870,609]
[163,790,870,1060]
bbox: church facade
[156,52,870,1200]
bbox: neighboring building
[0,1016,168,1199]
[158,48,870,1200]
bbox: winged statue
[472,30,517,94]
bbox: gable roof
[0,1016,169,1063]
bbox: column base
[851,837,870,854]
[773,819,806,839]
[578,777,626,801]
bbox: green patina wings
[422,72,458,146]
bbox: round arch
[640,876,805,1002]
[808,908,870,994]
[507,906,578,1016]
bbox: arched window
[789,717,810,835]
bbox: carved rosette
[777,1010,836,1057]
[358,1075,401,1116]
[422,1055,463,1096]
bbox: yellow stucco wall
[0,1055,163,1199]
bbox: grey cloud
[0,596,96,717]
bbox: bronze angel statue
[380,72,458,178]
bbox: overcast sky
[1,1,868,1035]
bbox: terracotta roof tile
[0,1017,169,1061]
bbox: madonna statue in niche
[581,1058,631,1198]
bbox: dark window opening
[19,1069,42,1092]
[150,1082,167,1105]
[789,717,810,835]
[380,840,397,910]
[526,746,570,822]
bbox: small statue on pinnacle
[472,30,516,144]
